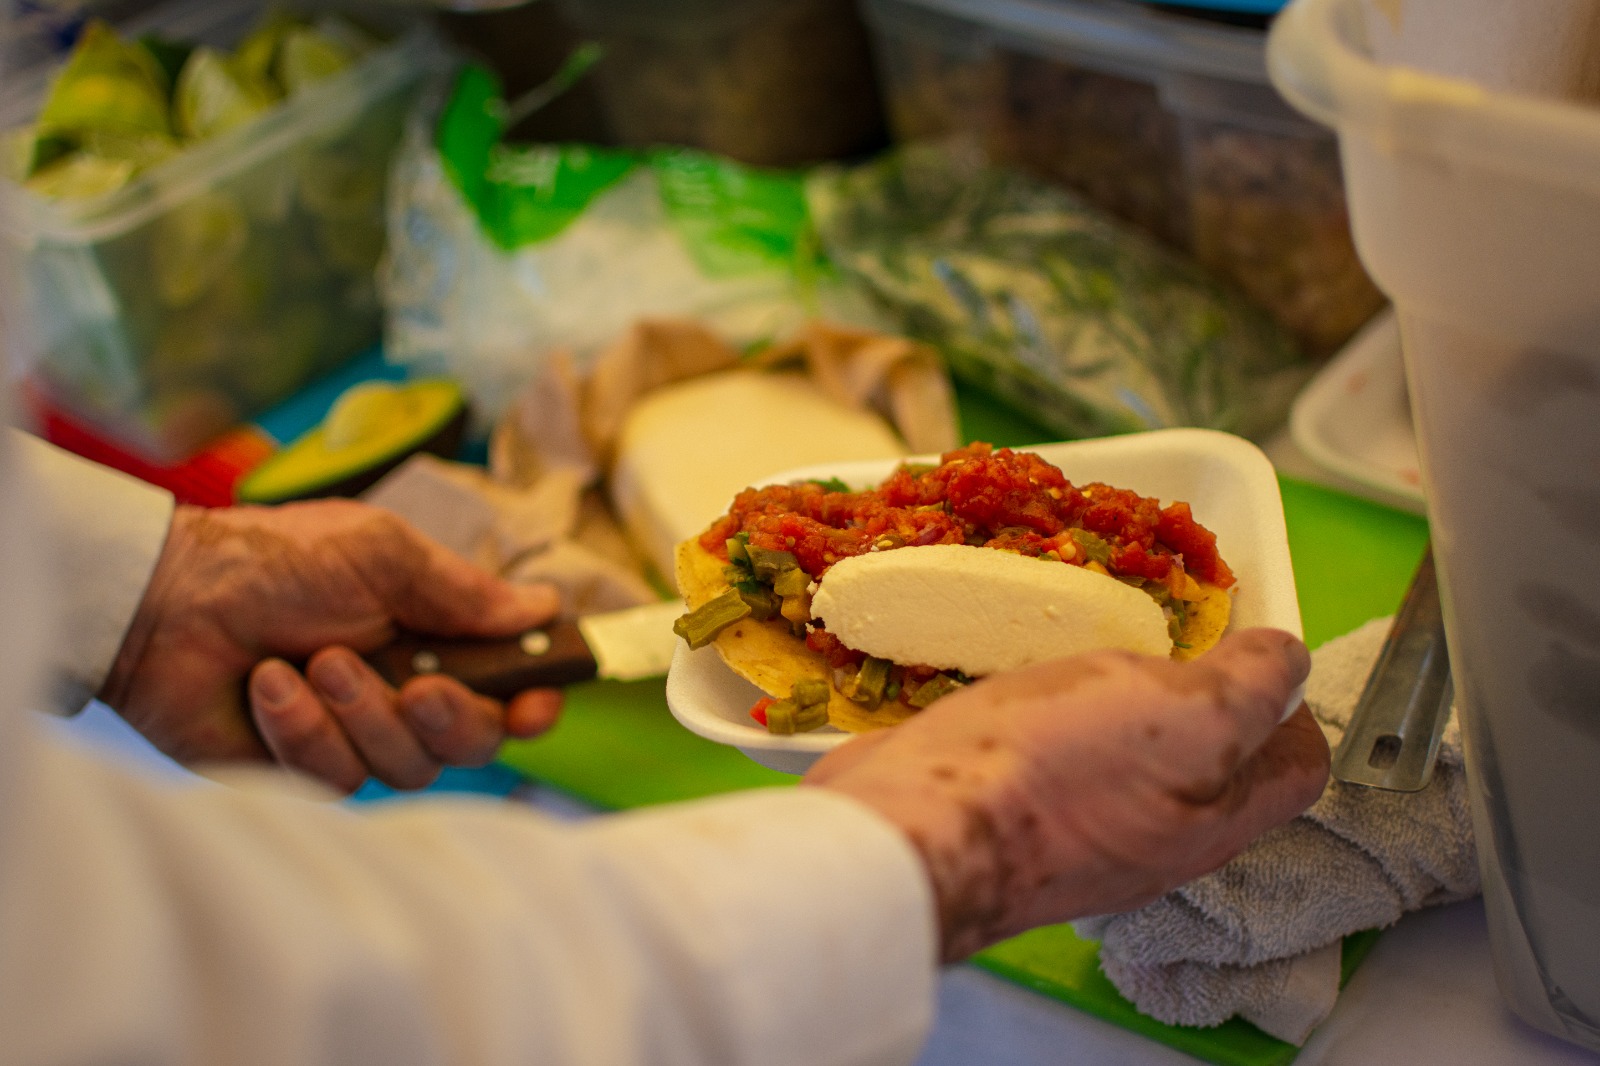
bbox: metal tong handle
[1331,544,1453,792]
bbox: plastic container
[553,0,887,167]
[1270,0,1600,1051]
[0,0,445,460]
[861,0,1386,356]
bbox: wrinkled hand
[805,628,1328,962]
[99,500,564,793]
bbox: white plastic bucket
[1271,0,1600,1050]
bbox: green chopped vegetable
[764,697,829,735]
[845,657,890,708]
[779,592,811,632]
[772,568,810,598]
[767,679,830,733]
[809,477,850,493]
[725,533,750,566]
[734,580,780,622]
[746,544,800,582]
[673,588,752,649]
[790,678,830,708]
[1070,528,1111,566]
[908,673,965,709]
[1167,599,1190,642]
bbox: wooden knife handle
[364,623,598,700]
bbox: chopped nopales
[906,673,966,709]
[674,442,1234,733]
[673,588,751,650]
[765,677,831,735]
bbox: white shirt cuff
[16,434,175,711]
[578,786,940,1066]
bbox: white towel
[1071,618,1482,1044]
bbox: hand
[805,628,1328,962]
[99,500,565,793]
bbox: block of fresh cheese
[609,369,906,587]
[809,543,1171,676]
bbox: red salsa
[699,442,1234,603]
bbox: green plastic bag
[383,65,863,421]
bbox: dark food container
[555,0,889,167]
[862,0,1386,356]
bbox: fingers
[250,658,370,794]
[396,674,559,758]
[248,648,561,793]
[504,688,564,739]
[305,648,442,790]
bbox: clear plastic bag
[380,66,847,424]
[807,143,1314,441]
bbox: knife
[364,599,685,699]
[1330,544,1454,792]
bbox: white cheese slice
[809,543,1171,676]
[609,370,906,587]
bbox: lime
[24,152,136,200]
[276,27,356,95]
[37,21,172,139]
[173,47,274,140]
[80,128,179,170]
[233,10,298,93]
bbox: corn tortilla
[676,534,1233,733]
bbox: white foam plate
[665,428,1303,775]
[1289,309,1427,514]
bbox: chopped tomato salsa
[699,442,1235,591]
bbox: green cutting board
[497,386,1431,1066]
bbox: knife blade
[364,599,684,699]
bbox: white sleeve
[0,422,940,1065]
[0,734,938,1066]
[13,432,176,710]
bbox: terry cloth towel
[1072,618,1482,1045]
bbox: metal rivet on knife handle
[364,622,599,699]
